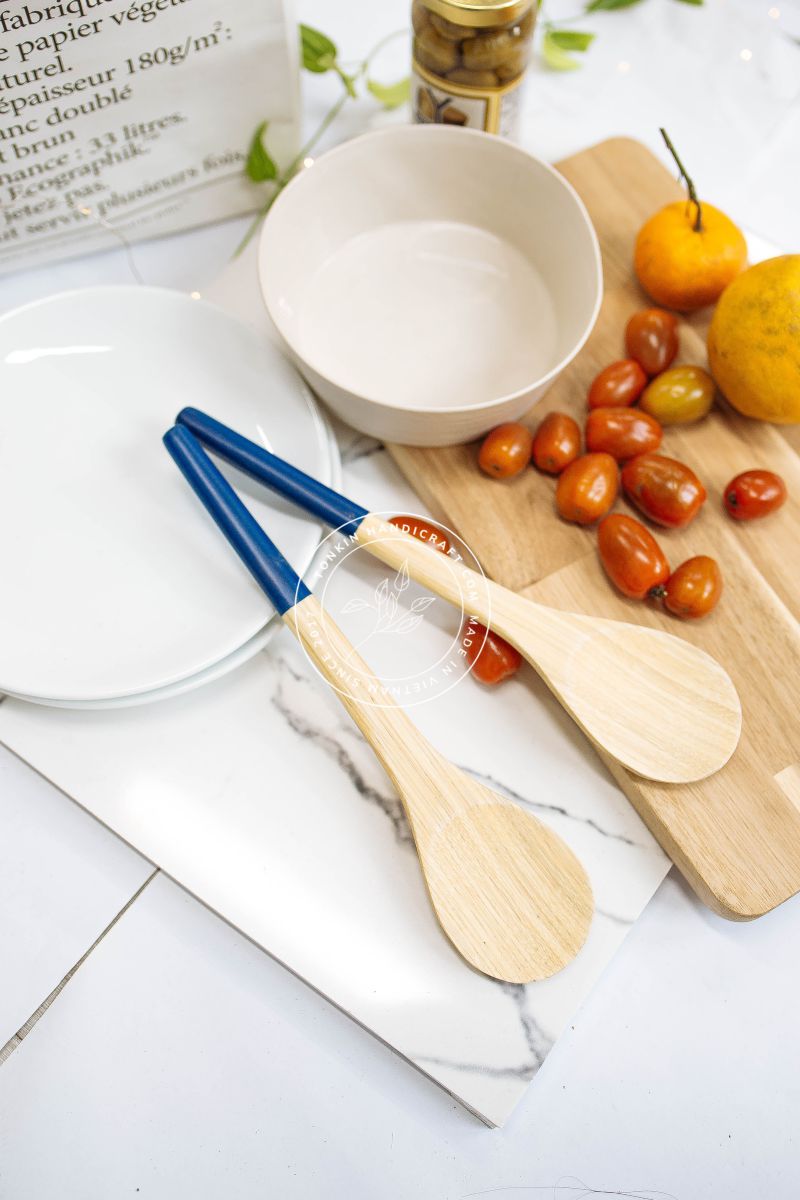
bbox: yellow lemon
[708,255,800,424]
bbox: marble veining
[272,650,641,933]
[464,769,642,849]
[271,651,413,844]
[0,353,671,1128]
[415,982,555,1082]
[267,639,644,1084]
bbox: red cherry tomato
[461,619,521,685]
[388,514,452,555]
[585,408,662,461]
[531,412,581,474]
[597,514,670,600]
[724,470,787,521]
[587,359,648,409]
[555,453,619,525]
[663,556,723,619]
[624,308,679,376]
[478,422,533,479]
[621,453,706,528]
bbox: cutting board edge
[603,757,800,921]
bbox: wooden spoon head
[543,620,742,784]
[417,794,593,984]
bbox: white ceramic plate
[2,417,342,711]
[0,287,334,703]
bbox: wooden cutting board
[388,137,800,921]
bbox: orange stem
[660,127,703,233]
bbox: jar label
[412,64,524,137]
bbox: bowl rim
[258,124,603,417]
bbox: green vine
[236,25,408,255]
[543,0,703,70]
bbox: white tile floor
[0,744,153,1049]
[2,868,799,1198]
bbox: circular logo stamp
[292,512,492,709]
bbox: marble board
[0,249,670,1127]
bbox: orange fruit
[708,255,800,425]
[634,200,747,311]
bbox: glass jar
[411,0,536,138]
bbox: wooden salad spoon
[164,425,594,984]
[177,407,742,786]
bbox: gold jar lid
[422,0,534,28]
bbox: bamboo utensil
[176,407,742,785]
[164,425,594,984]
[384,139,800,924]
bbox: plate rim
[0,284,337,703]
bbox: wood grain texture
[354,515,741,783]
[387,137,800,920]
[286,594,593,983]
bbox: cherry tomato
[640,365,715,425]
[585,408,662,461]
[597,514,670,600]
[663,556,722,619]
[624,308,679,376]
[724,470,787,521]
[531,412,581,474]
[556,453,619,525]
[461,619,521,685]
[587,359,648,409]
[388,514,452,555]
[478,422,533,479]
[621,453,706,528]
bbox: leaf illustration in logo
[377,590,398,631]
[370,576,393,632]
[392,613,424,635]
[390,595,436,635]
[395,561,410,594]
[375,577,389,608]
[341,597,370,614]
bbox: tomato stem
[660,127,703,233]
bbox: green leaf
[585,0,643,11]
[245,121,277,183]
[300,24,338,73]
[366,75,411,110]
[547,29,595,51]
[542,30,581,70]
[674,0,703,5]
[336,67,359,98]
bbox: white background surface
[1,0,799,1194]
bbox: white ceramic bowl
[259,125,602,447]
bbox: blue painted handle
[163,425,310,617]
[176,407,368,535]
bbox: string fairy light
[76,205,144,284]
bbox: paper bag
[0,0,300,274]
